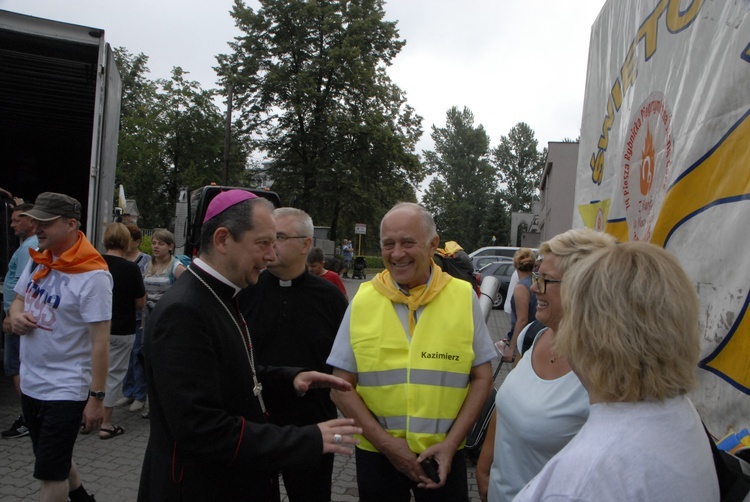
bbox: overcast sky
[1,0,606,156]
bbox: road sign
[355,223,366,235]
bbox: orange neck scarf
[370,260,453,335]
[29,230,109,281]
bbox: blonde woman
[515,242,718,501]
[99,223,146,438]
[478,228,617,502]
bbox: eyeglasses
[275,234,308,243]
[531,272,562,294]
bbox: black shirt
[240,269,348,426]
[103,254,146,335]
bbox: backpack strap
[168,257,179,284]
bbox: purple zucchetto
[203,190,259,223]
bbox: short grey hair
[274,207,313,237]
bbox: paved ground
[0,276,511,501]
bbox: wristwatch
[89,390,106,400]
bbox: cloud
[1,0,605,152]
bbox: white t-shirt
[488,335,589,502]
[15,263,113,401]
[514,396,720,502]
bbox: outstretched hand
[294,371,353,395]
[318,418,362,455]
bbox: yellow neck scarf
[370,260,453,335]
[29,230,109,281]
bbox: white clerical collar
[193,257,242,297]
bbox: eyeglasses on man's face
[531,272,562,294]
[275,233,308,243]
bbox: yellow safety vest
[351,279,475,453]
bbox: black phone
[421,457,440,483]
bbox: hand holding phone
[420,457,440,483]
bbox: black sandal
[98,425,125,440]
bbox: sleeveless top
[144,257,179,310]
[510,275,537,327]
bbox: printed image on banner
[620,92,672,242]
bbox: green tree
[114,48,170,228]
[481,192,510,247]
[217,0,424,240]
[493,122,546,213]
[115,50,252,228]
[421,106,497,251]
[158,68,250,195]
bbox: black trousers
[355,447,469,502]
[274,453,334,502]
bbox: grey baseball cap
[21,192,82,221]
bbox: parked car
[475,261,516,309]
[469,246,521,259]
[468,246,538,260]
[471,254,512,273]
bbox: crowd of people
[0,187,722,501]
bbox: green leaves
[493,122,545,213]
[114,49,251,229]
[422,113,544,250]
[422,107,496,251]
[218,0,423,243]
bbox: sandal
[98,425,125,440]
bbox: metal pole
[223,83,233,185]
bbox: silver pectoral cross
[252,377,263,397]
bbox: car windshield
[479,262,514,276]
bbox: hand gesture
[317,418,361,455]
[294,371,353,395]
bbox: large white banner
[575,0,750,433]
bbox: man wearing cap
[328,202,495,501]
[9,192,112,502]
[240,207,348,502]
[138,190,361,502]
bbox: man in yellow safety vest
[328,202,495,501]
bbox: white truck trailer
[0,10,121,252]
[575,0,749,435]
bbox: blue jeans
[122,325,147,401]
[4,331,21,376]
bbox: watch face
[90,391,105,400]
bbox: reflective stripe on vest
[358,369,470,389]
[351,278,475,453]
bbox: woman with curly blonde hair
[515,242,718,501]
